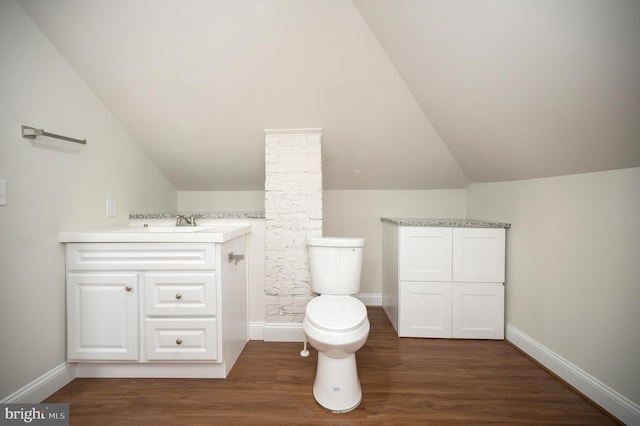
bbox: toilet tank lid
[307,237,365,247]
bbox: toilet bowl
[304,237,369,413]
[303,295,370,413]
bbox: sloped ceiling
[354,0,640,182]
[17,0,640,190]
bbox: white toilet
[303,237,370,413]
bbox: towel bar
[22,125,86,145]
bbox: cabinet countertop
[381,217,511,228]
[59,223,251,243]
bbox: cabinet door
[452,228,505,283]
[399,227,452,282]
[67,273,138,360]
[452,283,504,339]
[399,282,452,338]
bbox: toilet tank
[307,237,365,295]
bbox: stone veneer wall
[264,129,323,323]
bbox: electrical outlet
[0,180,6,206]
[106,198,117,217]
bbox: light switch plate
[106,198,117,217]
[0,180,6,206]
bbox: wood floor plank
[45,307,620,425]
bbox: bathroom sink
[114,225,212,233]
[59,223,251,243]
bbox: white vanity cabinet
[382,221,507,340]
[64,236,248,378]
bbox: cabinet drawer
[145,273,216,316]
[145,318,218,361]
[66,243,216,271]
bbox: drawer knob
[176,339,183,345]
[175,293,182,300]
[125,285,132,292]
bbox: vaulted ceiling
[18,0,640,190]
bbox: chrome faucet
[175,214,196,227]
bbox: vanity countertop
[381,217,511,228]
[59,223,251,243]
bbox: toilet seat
[305,296,367,333]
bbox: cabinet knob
[175,293,182,300]
[125,285,132,292]
[176,339,182,345]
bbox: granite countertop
[130,211,265,220]
[381,217,511,228]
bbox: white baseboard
[355,292,382,306]
[253,295,382,342]
[249,321,265,340]
[354,293,382,306]
[507,324,640,425]
[1,363,75,404]
[262,322,305,342]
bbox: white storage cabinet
[383,224,506,339]
[65,238,248,378]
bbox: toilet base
[312,352,362,413]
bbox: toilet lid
[306,296,367,332]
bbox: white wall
[0,1,176,401]
[178,191,264,212]
[467,168,640,407]
[323,189,466,297]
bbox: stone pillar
[264,129,323,323]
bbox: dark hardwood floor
[45,307,619,425]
